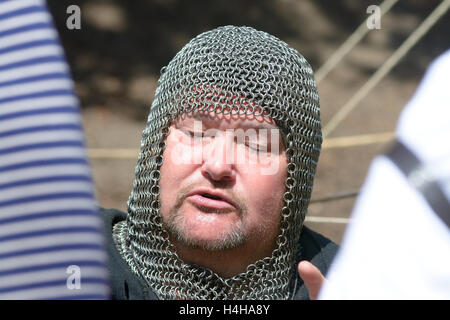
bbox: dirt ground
[48,0,450,245]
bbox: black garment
[385,140,450,229]
[101,207,339,300]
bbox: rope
[305,216,351,224]
[315,0,400,83]
[323,0,450,138]
[322,131,394,149]
[310,190,359,204]
[88,148,139,159]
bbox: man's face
[158,110,288,263]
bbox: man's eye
[240,136,267,152]
[245,142,268,152]
[182,130,203,138]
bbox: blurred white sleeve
[319,50,450,300]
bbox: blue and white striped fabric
[0,0,110,299]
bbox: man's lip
[186,189,236,209]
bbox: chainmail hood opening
[113,25,322,300]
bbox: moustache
[171,183,247,217]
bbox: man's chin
[162,206,247,251]
[169,227,246,252]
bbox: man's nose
[200,134,235,183]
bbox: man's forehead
[174,110,279,130]
[176,85,279,129]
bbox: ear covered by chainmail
[112,26,322,300]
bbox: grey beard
[162,209,248,251]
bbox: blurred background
[47,0,449,244]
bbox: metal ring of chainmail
[112,25,322,300]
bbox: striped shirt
[0,0,110,299]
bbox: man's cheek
[166,139,203,166]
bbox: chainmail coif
[112,25,322,300]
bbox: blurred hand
[297,260,326,300]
